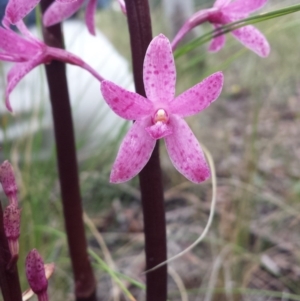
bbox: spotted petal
[171,72,223,117]
[5,54,45,112]
[143,34,176,104]
[85,0,97,35]
[213,0,231,9]
[56,0,77,2]
[101,80,153,120]
[224,0,267,14]
[231,24,270,57]
[3,0,40,26]
[43,0,84,27]
[165,115,210,183]
[0,27,38,59]
[110,118,156,183]
[208,24,226,52]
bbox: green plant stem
[124,0,167,300]
[40,1,96,300]
[0,202,22,301]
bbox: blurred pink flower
[0,21,103,112]
[2,0,41,27]
[118,0,126,14]
[101,34,223,184]
[26,249,49,301]
[43,0,98,35]
[172,0,270,57]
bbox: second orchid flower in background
[172,0,270,57]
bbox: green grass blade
[88,248,140,300]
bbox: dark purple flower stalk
[39,1,97,300]
[124,0,167,300]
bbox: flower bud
[22,263,54,301]
[0,161,18,205]
[26,249,49,301]
[3,203,21,259]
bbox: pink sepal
[224,0,268,14]
[118,0,127,14]
[56,0,77,2]
[213,0,231,8]
[208,24,226,52]
[110,118,156,183]
[231,24,270,57]
[85,0,97,35]
[0,27,39,59]
[165,115,210,183]
[143,34,176,104]
[43,0,84,27]
[101,80,152,120]
[4,0,40,26]
[171,72,224,117]
[5,54,46,112]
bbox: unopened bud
[3,203,21,259]
[22,263,54,301]
[26,249,49,301]
[0,161,18,205]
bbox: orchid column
[124,0,167,300]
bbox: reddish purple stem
[39,1,96,300]
[124,0,167,300]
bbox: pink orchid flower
[101,34,223,184]
[172,0,270,57]
[43,0,98,35]
[0,21,103,112]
